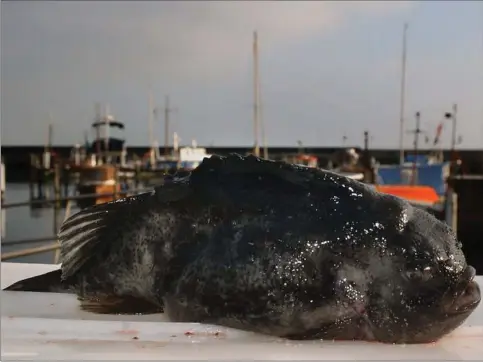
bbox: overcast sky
[1,1,482,148]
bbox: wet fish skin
[4,153,480,343]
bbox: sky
[1,1,482,148]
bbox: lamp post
[411,112,421,185]
[444,103,458,155]
[444,103,458,175]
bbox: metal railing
[1,187,153,262]
[2,189,148,209]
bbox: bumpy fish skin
[5,154,480,343]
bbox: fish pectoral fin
[79,293,163,315]
[58,191,156,281]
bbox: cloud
[1,1,417,145]
[2,1,415,85]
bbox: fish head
[366,203,481,344]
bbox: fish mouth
[446,266,481,315]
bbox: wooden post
[134,163,140,188]
[62,166,70,199]
[29,154,35,200]
[451,191,458,234]
[34,155,44,200]
[1,157,5,240]
[1,157,5,205]
[445,188,458,233]
[53,161,61,233]
[113,166,119,200]
[53,161,61,208]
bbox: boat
[69,106,136,177]
[373,153,450,211]
[70,107,136,207]
[141,135,213,175]
[75,163,129,209]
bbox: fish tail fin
[3,269,71,293]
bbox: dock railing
[1,188,152,262]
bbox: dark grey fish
[5,154,480,343]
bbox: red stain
[116,329,139,335]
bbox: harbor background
[2,143,483,270]
[3,145,483,182]
[1,1,482,268]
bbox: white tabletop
[1,262,482,360]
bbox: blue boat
[375,155,450,198]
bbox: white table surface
[1,262,482,360]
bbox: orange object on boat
[375,185,440,205]
[95,183,128,205]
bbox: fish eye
[406,267,433,282]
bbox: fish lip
[463,266,476,282]
[447,296,481,316]
[446,271,481,316]
[454,265,476,292]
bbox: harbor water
[1,183,81,264]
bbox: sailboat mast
[148,91,156,167]
[253,31,260,157]
[398,23,408,166]
[164,95,170,156]
[260,80,268,159]
[148,91,155,151]
[255,32,268,159]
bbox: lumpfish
[6,154,480,343]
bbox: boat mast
[256,33,268,159]
[148,91,156,168]
[253,31,260,157]
[45,112,53,154]
[398,23,408,166]
[410,111,422,185]
[164,95,170,156]
[94,102,102,162]
[104,103,111,164]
